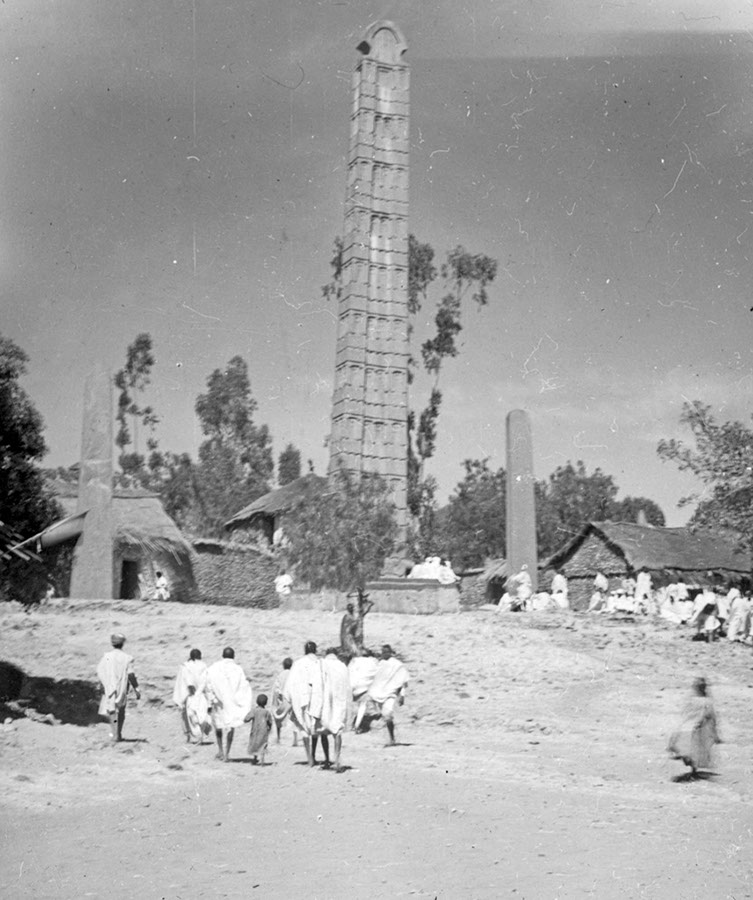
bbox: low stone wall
[280,579,461,615]
[191,540,278,609]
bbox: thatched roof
[50,482,192,560]
[547,521,751,576]
[192,537,273,558]
[225,474,328,529]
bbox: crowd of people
[96,631,410,772]
[587,571,753,644]
[499,565,753,648]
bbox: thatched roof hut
[50,481,197,602]
[225,474,327,544]
[545,521,751,610]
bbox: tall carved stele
[328,21,410,558]
[69,366,114,599]
[505,409,538,593]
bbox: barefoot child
[245,693,273,765]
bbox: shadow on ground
[0,660,100,726]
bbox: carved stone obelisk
[69,366,114,599]
[328,21,410,553]
[506,409,538,593]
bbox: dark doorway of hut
[119,560,140,599]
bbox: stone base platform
[278,579,460,615]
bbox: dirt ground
[1,599,752,900]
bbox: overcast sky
[3,1,752,525]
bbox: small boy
[244,693,273,765]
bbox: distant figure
[274,571,293,596]
[271,657,295,744]
[284,641,325,767]
[509,565,533,611]
[727,591,751,643]
[668,676,721,779]
[634,569,653,614]
[340,603,359,657]
[674,580,693,623]
[97,633,140,742]
[437,560,459,585]
[42,583,56,604]
[172,648,210,744]
[154,571,170,601]
[244,693,273,765]
[550,570,569,609]
[356,645,409,746]
[716,587,732,632]
[206,647,253,762]
[320,648,353,771]
[689,589,719,642]
[589,571,609,612]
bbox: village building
[224,474,327,547]
[544,521,751,610]
[49,481,197,602]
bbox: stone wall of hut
[457,573,489,609]
[192,542,279,608]
[559,534,627,610]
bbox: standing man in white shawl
[97,633,140,743]
[284,641,325,767]
[172,648,211,744]
[365,644,409,746]
[320,648,352,771]
[206,647,252,761]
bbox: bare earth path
[1,601,752,899]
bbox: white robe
[348,656,379,700]
[283,654,325,736]
[173,659,210,738]
[97,648,134,715]
[368,657,409,704]
[206,658,252,730]
[321,655,352,735]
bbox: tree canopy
[277,443,302,487]
[434,456,666,568]
[0,335,63,602]
[658,400,753,547]
[193,356,274,536]
[436,459,506,570]
[282,467,398,593]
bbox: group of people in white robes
[587,571,752,643]
[408,556,459,585]
[168,640,410,770]
[497,566,570,612]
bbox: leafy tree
[535,461,619,557]
[611,496,665,527]
[114,333,159,486]
[658,400,753,547]
[436,455,667,566]
[437,459,506,569]
[148,451,206,536]
[282,467,398,592]
[0,335,63,603]
[194,355,273,536]
[278,443,302,487]
[407,239,497,529]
